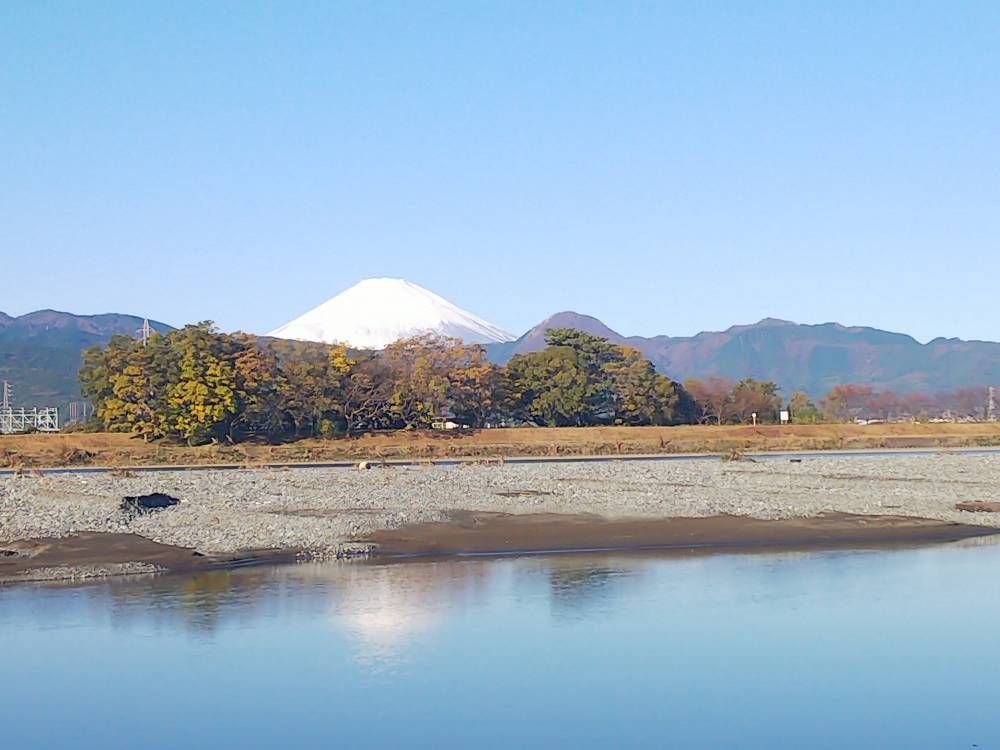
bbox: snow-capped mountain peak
[267,278,515,349]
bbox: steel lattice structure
[0,407,60,434]
[0,382,60,434]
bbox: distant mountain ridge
[0,309,174,415]
[488,314,1000,396]
[486,311,629,362]
[3,302,999,419]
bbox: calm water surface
[3,541,1000,749]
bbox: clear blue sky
[3,2,999,342]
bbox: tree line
[78,324,998,444]
[682,377,997,424]
[816,383,995,423]
[79,325,694,444]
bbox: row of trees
[683,377,785,424]
[819,383,995,423]
[79,324,998,443]
[79,325,693,444]
[682,377,996,425]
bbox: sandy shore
[3,453,1000,581]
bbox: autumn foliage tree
[447,346,510,428]
[683,377,784,424]
[684,377,736,425]
[166,324,240,444]
[81,326,568,442]
[730,378,782,424]
[381,335,462,428]
[820,384,874,422]
[82,323,242,444]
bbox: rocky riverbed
[2,454,1000,563]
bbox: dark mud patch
[0,533,298,584]
[368,512,1000,557]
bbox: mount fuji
[267,278,515,350]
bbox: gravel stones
[1,453,999,556]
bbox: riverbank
[3,453,1000,582]
[0,533,302,583]
[4,422,1000,469]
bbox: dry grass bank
[3,422,1000,469]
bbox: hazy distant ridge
[3,302,999,413]
[488,314,1000,396]
[0,310,174,413]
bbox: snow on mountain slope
[267,278,515,349]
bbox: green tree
[232,341,290,440]
[788,391,823,423]
[508,346,590,426]
[606,346,680,425]
[279,344,344,438]
[508,329,683,426]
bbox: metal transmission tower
[989,386,998,423]
[0,380,60,434]
[137,318,154,347]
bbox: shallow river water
[3,540,1000,749]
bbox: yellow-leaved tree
[167,323,238,445]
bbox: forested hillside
[0,310,173,414]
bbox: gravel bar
[2,453,999,556]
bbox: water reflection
[542,558,643,621]
[4,540,1000,749]
[323,561,486,668]
[11,536,1000,633]
[1,552,657,662]
[9,539,1000,643]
